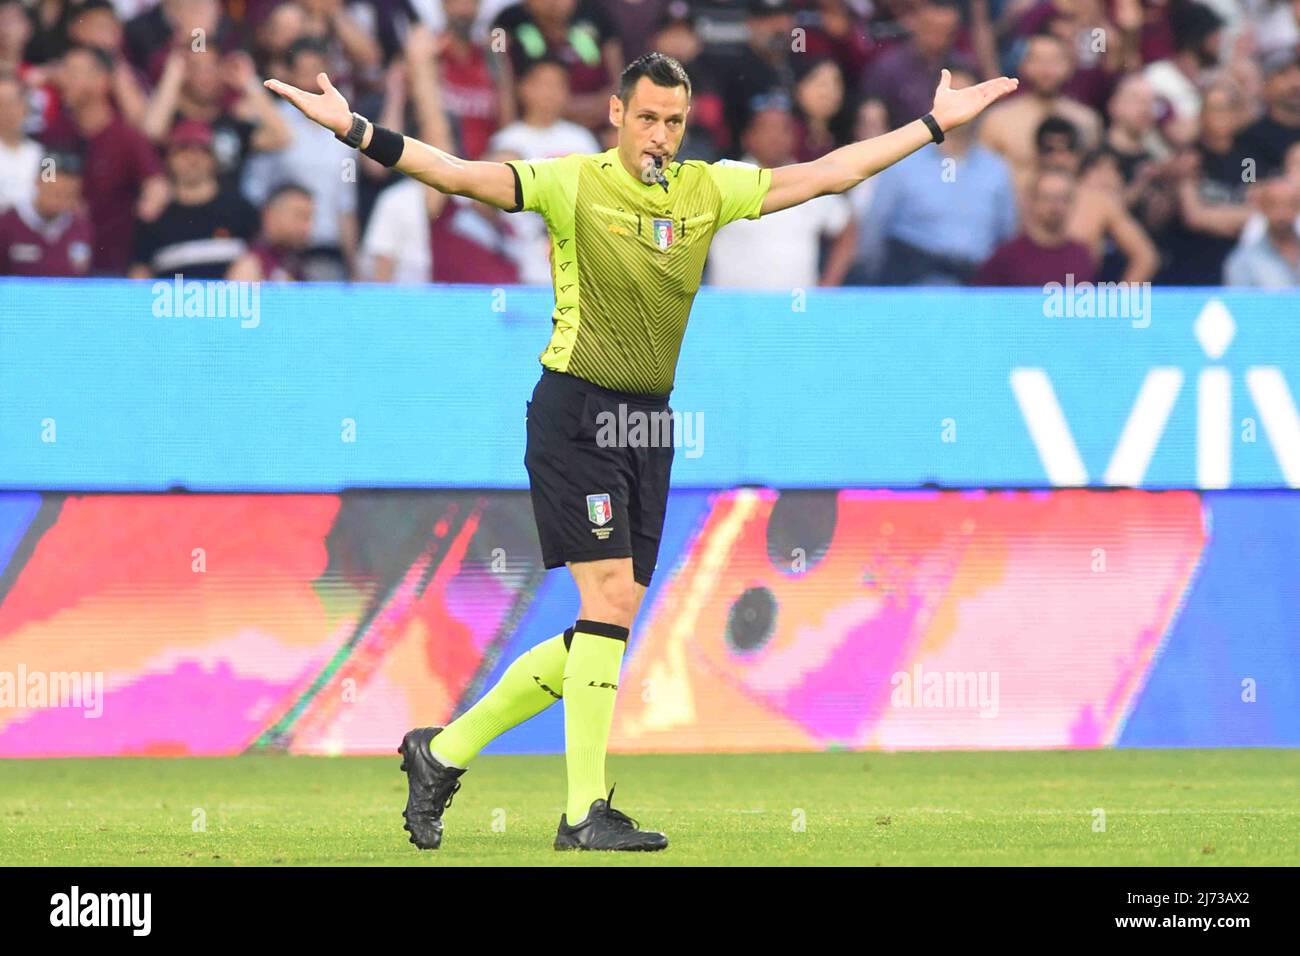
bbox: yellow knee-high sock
[427,630,570,768]
[563,620,628,824]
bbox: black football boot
[398,727,465,850]
[554,786,668,851]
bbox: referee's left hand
[263,72,353,139]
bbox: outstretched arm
[761,70,1018,215]
[264,72,518,211]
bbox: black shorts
[524,369,675,586]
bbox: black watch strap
[920,112,945,144]
[336,112,368,149]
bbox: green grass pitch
[2,749,1297,866]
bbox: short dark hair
[519,55,570,83]
[618,52,691,104]
[1171,0,1224,52]
[73,0,117,17]
[266,181,313,206]
[1034,115,1080,153]
[286,37,330,67]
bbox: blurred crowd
[0,0,1297,288]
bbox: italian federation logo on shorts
[652,218,674,250]
[587,493,612,526]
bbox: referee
[266,53,1016,852]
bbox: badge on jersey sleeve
[652,218,674,250]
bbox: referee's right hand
[263,72,352,139]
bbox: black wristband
[336,112,367,149]
[921,112,945,144]
[360,123,406,168]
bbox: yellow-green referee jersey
[505,147,772,396]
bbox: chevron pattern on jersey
[510,148,768,396]
[565,157,723,395]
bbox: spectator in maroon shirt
[0,148,93,276]
[41,45,169,275]
[861,0,978,128]
[410,0,504,160]
[65,0,150,129]
[801,0,880,84]
[227,182,315,282]
[430,146,522,285]
[974,168,1097,285]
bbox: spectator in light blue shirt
[854,68,1018,286]
[1224,175,1300,288]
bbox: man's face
[911,3,959,59]
[1200,85,1241,141]
[0,79,25,139]
[57,50,111,108]
[743,107,795,167]
[526,0,575,26]
[1020,36,1072,96]
[0,3,33,56]
[442,0,478,36]
[748,12,795,56]
[653,22,699,64]
[288,51,328,90]
[261,3,305,52]
[1037,132,1080,174]
[611,77,690,180]
[265,191,314,248]
[167,142,215,187]
[1261,177,1300,231]
[519,63,568,124]
[1265,64,1300,118]
[34,170,82,219]
[1108,76,1155,133]
[1031,171,1076,234]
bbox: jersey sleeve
[706,159,773,228]
[503,154,584,221]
